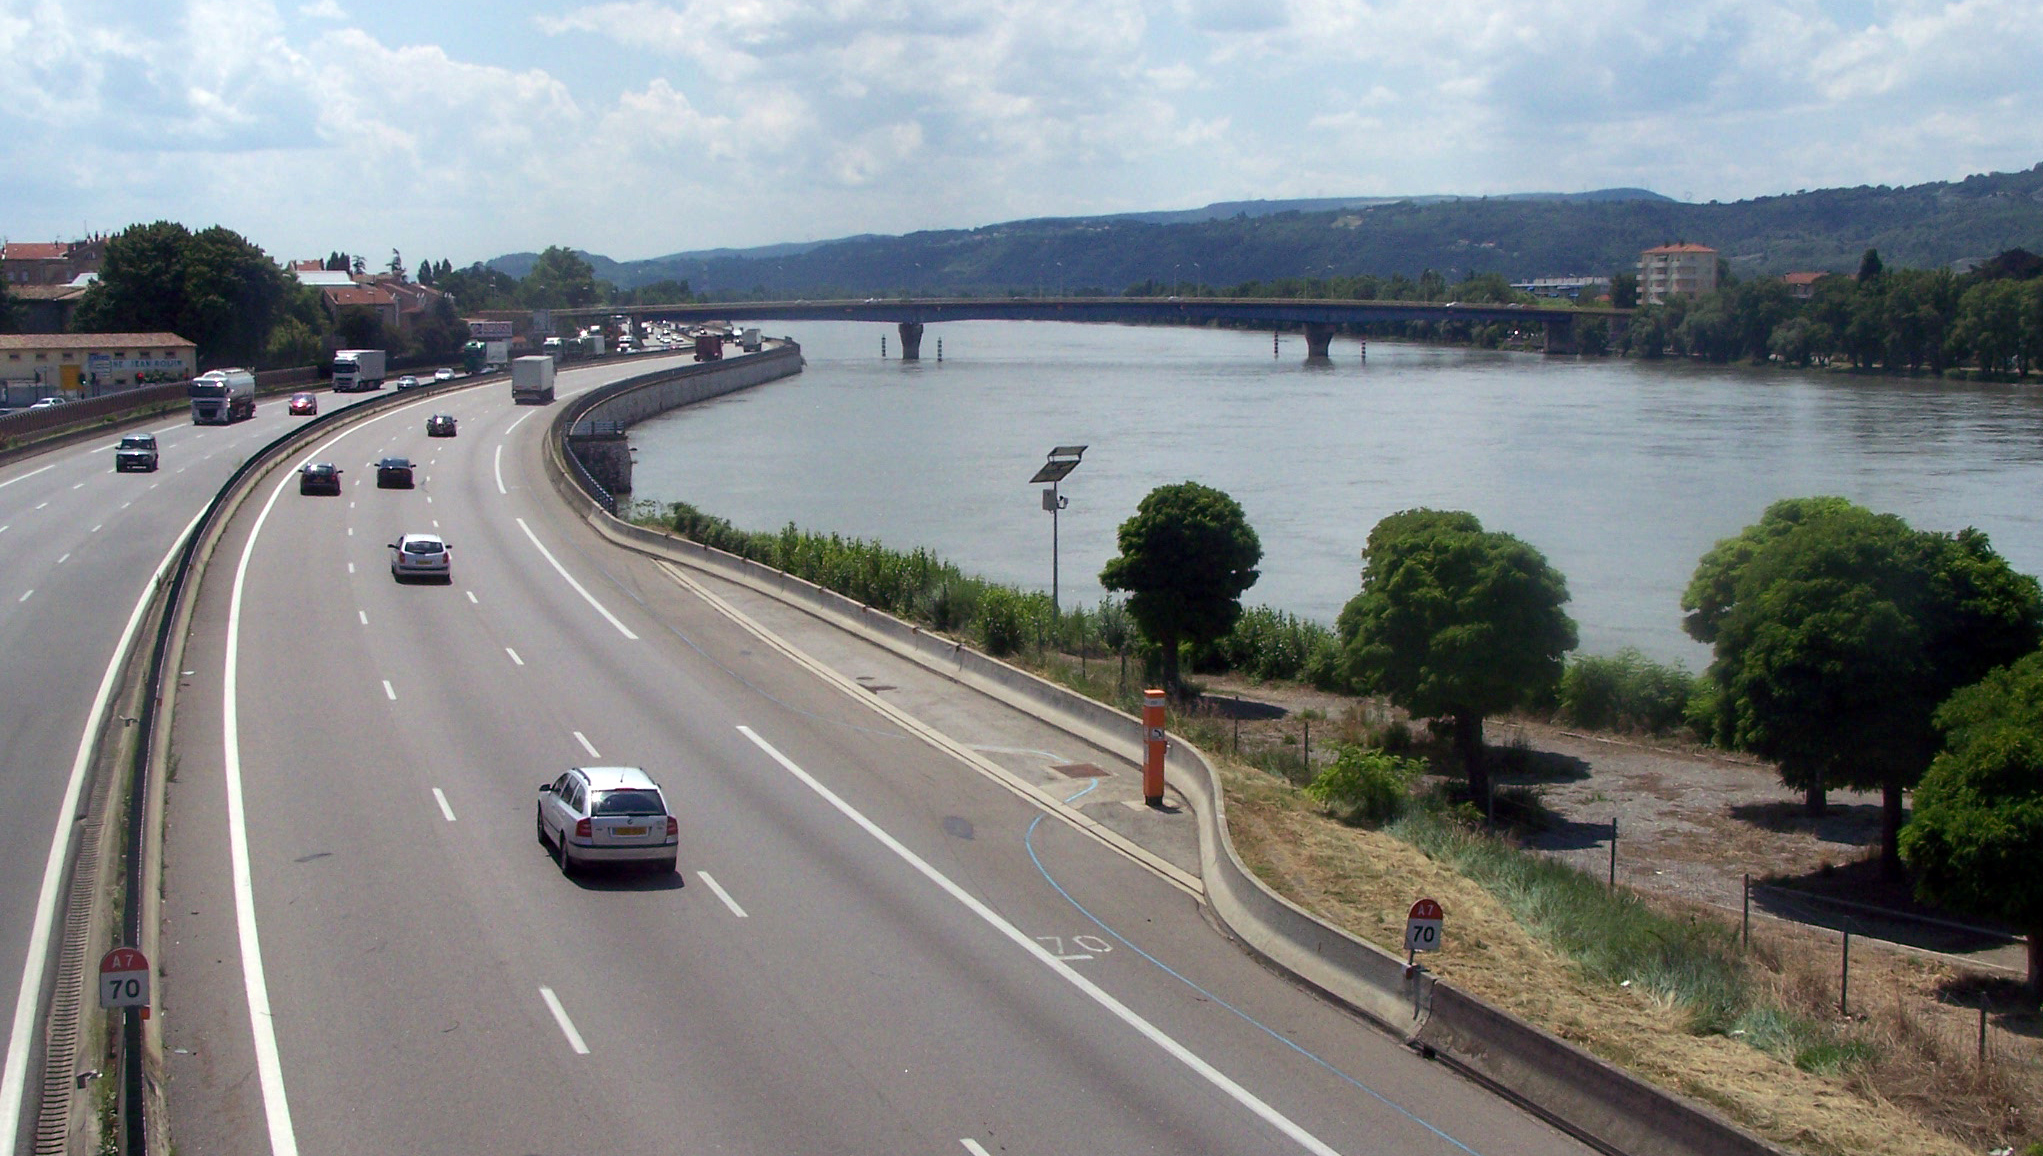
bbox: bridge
[555,296,1630,358]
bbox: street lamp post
[1030,445,1087,614]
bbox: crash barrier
[543,401,1782,1156]
[41,366,507,1156]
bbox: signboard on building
[467,319,514,341]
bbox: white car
[27,396,67,409]
[387,532,451,582]
[537,766,678,874]
[394,374,421,390]
[433,367,455,382]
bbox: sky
[3,0,2040,268]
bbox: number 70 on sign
[1404,898,1444,956]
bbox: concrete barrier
[543,362,1787,1156]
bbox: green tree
[1099,482,1262,694]
[1684,498,2042,873]
[0,279,17,333]
[263,316,324,368]
[1337,509,1578,812]
[1857,247,1885,283]
[1951,278,2026,376]
[1608,271,1639,310]
[71,220,194,336]
[73,221,290,366]
[333,305,385,351]
[437,262,517,311]
[521,245,600,309]
[1900,651,2043,992]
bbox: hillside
[491,164,2043,297]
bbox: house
[320,282,401,331]
[2,236,106,287]
[1783,271,1828,300]
[1638,243,1719,304]
[0,332,197,395]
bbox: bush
[1211,605,1348,688]
[1305,746,1425,823]
[975,587,1027,656]
[1556,648,1698,735]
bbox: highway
[159,356,1597,1156]
[0,393,340,1151]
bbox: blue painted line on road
[1024,787,1484,1156]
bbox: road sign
[99,947,149,1009]
[1404,898,1443,954]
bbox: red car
[288,392,318,415]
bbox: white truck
[739,327,763,352]
[484,341,510,371]
[332,349,387,392]
[189,368,257,424]
[511,355,556,405]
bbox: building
[0,333,197,396]
[8,281,92,332]
[1637,243,1719,304]
[2,237,106,287]
[1783,271,1828,301]
[292,265,448,332]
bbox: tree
[1608,271,1639,310]
[1337,509,1577,812]
[521,245,600,309]
[436,262,518,311]
[1857,247,1885,283]
[1951,278,2026,376]
[1683,498,2042,873]
[1099,482,1262,694]
[416,258,435,286]
[0,279,17,334]
[71,220,194,336]
[388,249,405,279]
[72,221,291,366]
[333,305,385,351]
[1900,652,2043,992]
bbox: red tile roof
[3,243,68,261]
[1783,271,1827,285]
[1642,243,1717,255]
[323,284,397,308]
[0,332,193,350]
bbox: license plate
[612,826,647,837]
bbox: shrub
[1211,605,1348,687]
[1304,746,1425,823]
[976,587,1027,656]
[1556,648,1698,735]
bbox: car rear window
[403,540,443,554]
[591,789,665,816]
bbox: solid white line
[961,1141,992,1156]
[698,872,748,918]
[735,726,1343,1156]
[382,680,396,700]
[515,517,638,639]
[505,647,524,666]
[538,987,590,1055]
[573,731,600,758]
[0,463,57,490]
[0,506,204,1152]
[505,411,533,434]
[357,610,368,625]
[494,444,505,494]
[431,788,456,822]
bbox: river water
[629,320,2043,667]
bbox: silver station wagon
[537,766,678,875]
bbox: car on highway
[374,457,415,488]
[113,433,159,472]
[536,766,679,875]
[387,532,451,583]
[298,462,343,495]
[433,367,455,382]
[287,392,318,415]
[394,374,421,390]
[425,413,457,437]
[27,396,67,410]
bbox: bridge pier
[898,321,925,360]
[1304,323,1336,360]
[1543,315,1577,355]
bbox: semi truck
[693,332,723,362]
[511,355,556,405]
[189,368,257,423]
[332,349,387,392]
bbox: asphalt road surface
[160,358,1596,1156]
[0,394,343,1152]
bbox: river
[629,320,2043,667]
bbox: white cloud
[298,0,344,18]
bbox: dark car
[425,414,457,437]
[298,462,343,495]
[114,433,159,472]
[375,457,415,488]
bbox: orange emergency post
[1142,689,1167,805]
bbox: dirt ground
[1187,671,2042,1156]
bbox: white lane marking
[347,527,353,537]
[347,562,355,574]
[15,591,29,603]
[382,680,396,700]
[961,1142,993,1156]
[0,526,7,533]
[34,503,47,510]
[515,518,638,640]
[432,519,439,528]
[90,445,112,453]
[505,411,533,434]
[0,464,57,490]
[432,789,457,822]
[464,590,477,604]
[573,731,600,758]
[493,444,505,494]
[71,482,83,490]
[698,872,748,918]
[0,506,205,1151]
[425,495,432,504]
[148,483,157,490]
[539,987,590,1055]
[357,611,368,626]
[90,525,100,534]
[349,500,355,509]
[55,554,68,565]
[505,647,524,666]
[120,502,131,510]
[735,726,1344,1156]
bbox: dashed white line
[55,554,68,565]
[90,525,100,534]
[425,495,432,504]
[431,789,456,822]
[961,1141,993,1156]
[15,591,29,603]
[357,611,367,626]
[33,503,46,510]
[464,590,477,604]
[347,562,355,574]
[573,731,600,758]
[349,500,355,509]
[120,502,131,510]
[432,519,439,528]
[71,483,83,491]
[347,527,353,537]
[698,872,748,918]
[381,680,396,700]
[494,445,506,494]
[0,464,57,490]
[505,648,524,666]
[515,518,637,640]
[735,725,1344,1156]
[538,987,590,1055]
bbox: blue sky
[3,0,2039,268]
